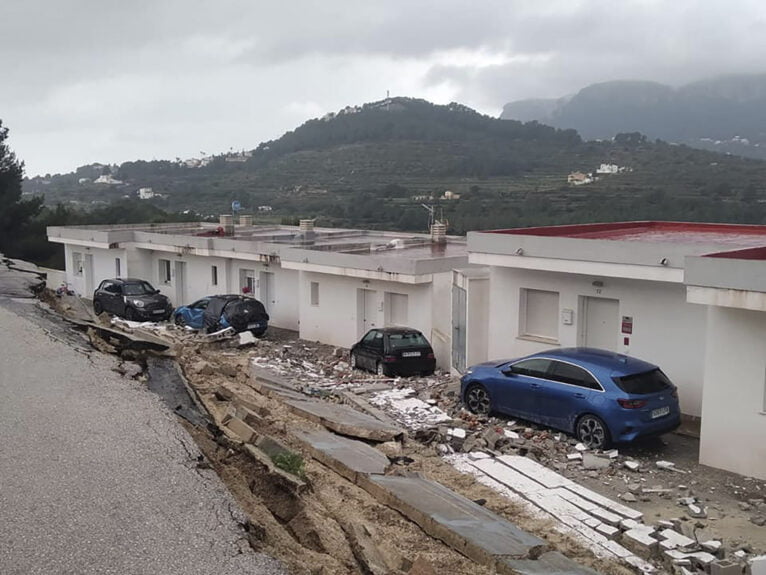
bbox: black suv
[350,327,436,377]
[93,278,173,321]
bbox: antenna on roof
[421,204,435,230]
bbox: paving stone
[500,551,600,575]
[497,455,575,489]
[750,555,766,575]
[582,452,611,470]
[224,416,256,443]
[291,427,390,484]
[623,527,659,558]
[710,559,745,575]
[658,528,696,550]
[285,400,404,442]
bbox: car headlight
[131,299,145,308]
[465,368,473,375]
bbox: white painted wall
[64,245,126,298]
[467,277,489,368]
[297,271,452,367]
[700,306,766,479]
[486,267,707,417]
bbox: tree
[0,120,43,257]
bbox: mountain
[500,74,766,159]
[24,96,766,235]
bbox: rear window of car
[612,369,672,395]
[388,333,429,350]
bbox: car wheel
[576,414,611,449]
[124,307,136,321]
[93,299,103,315]
[350,352,358,370]
[376,361,388,377]
[464,383,491,415]
[174,314,186,327]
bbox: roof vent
[239,214,253,227]
[431,222,447,244]
[219,214,234,236]
[299,219,315,232]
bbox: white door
[357,288,378,337]
[84,254,95,296]
[259,271,274,312]
[174,261,186,306]
[580,297,619,351]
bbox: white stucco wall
[64,245,126,298]
[486,267,707,417]
[466,277,489,368]
[700,306,766,479]
[297,271,451,367]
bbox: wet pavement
[0,271,284,574]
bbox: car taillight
[383,355,397,363]
[671,388,678,399]
[427,353,435,359]
[617,398,647,409]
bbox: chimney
[299,219,315,233]
[430,221,447,244]
[239,214,253,227]
[219,214,234,236]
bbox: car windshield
[123,281,156,296]
[388,332,428,350]
[613,368,672,395]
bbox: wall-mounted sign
[621,316,633,334]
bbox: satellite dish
[231,200,241,212]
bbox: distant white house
[257,205,273,212]
[596,163,620,174]
[137,187,155,199]
[78,177,91,184]
[441,190,460,200]
[567,171,592,185]
[94,175,123,185]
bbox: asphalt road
[0,298,284,575]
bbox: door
[356,329,382,371]
[536,360,600,430]
[357,288,378,337]
[494,358,552,420]
[580,297,619,351]
[259,271,274,312]
[84,254,95,296]
[452,285,467,373]
[174,261,186,307]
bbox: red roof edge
[483,221,766,239]
[705,246,766,260]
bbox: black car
[93,278,174,321]
[172,294,269,336]
[350,328,436,377]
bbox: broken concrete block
[604,449,619,458]
[238,331,256,346]
[620,518,640,530]
[448,427,467,439]
[656,460,677,470]
[595,522,619,539]
[688,551,717,568]
[468,451,489,461]
[686,503,707,519]
[582,452,611,470]
[621,492,638,503]
[567,452,583,461]
[658,528,696,550]
[751,555,766,575]
[700,540,722,554]
[407,556,437,575]
[574,442,588,451]
[290,509,356,567]
[224,416,256,443]
[624,460,641,471]
[623,526,659,558]
[709,559,744,575]
[503,429,520,440]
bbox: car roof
[108,277,150,284]
[527,347,659,376]
[374,327,423,335]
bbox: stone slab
[361,474,546,566]
[471,457,549,494]
[340,391,401,428]
[497,455,575,489]
[285,400,403,442]
[561,484,643,521]
[291,427,389,484]
[501,551,601,575]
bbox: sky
[2,0,766,176]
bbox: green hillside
[25,97,766,234]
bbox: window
[549,361,602,390]
[115,258,121,277]
[159,259,171,284]
[388,332,429,350]
[362,330,379,345]
[509,358,551,378]
[520,289,559,342]
[613,369,672,395]
[211,265,218,286]
[386,292,408,326]
[72,252,84,276]
[310,281,319,306]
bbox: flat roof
[485,221,766,249]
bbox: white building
[94,175,123,185]
[137,187,155,199]
[47,219,469,370]
[595,163,620,174]
[466,221,766,479]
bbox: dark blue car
[173,294,269,336]
[460,347,681,449]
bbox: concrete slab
[501,551,601,575]
[340,391,401,428]
[562,484,643,521]
[285,400,403,442]
[471,457,549,494]
[361,474,546,567]
[497,455,575,489]
[291,428,389,484]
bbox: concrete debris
[237,331,257,346]
[574,443,588,452]
[656,460,686,473]
[624,460,641,471]
[687,504,708,519]
[567,453,583,461]
[621,492,638,503]
[448,427,466,439]
[582,452,611,470]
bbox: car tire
[174,314,186,327]
[124,307,137,321]
[576,414,611,450]
[376,361,388,377]
[464,383,492,416]
[350,352,358,370]
[93,299,103,315]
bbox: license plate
[247,322,262,329]
[401,351,421,358]
[152,309,165,314]
[651,406,670,419]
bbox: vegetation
[271,451,306,479]
[11,98,766,267]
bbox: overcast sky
[3,0,766,176]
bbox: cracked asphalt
[0,299,284,575]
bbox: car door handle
[573,393,586,399]
[530,383,541,389]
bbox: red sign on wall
[621,316,633,334]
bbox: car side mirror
[501,368,515,377]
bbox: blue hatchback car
[460,347,681,449]
[173,294,269,336]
